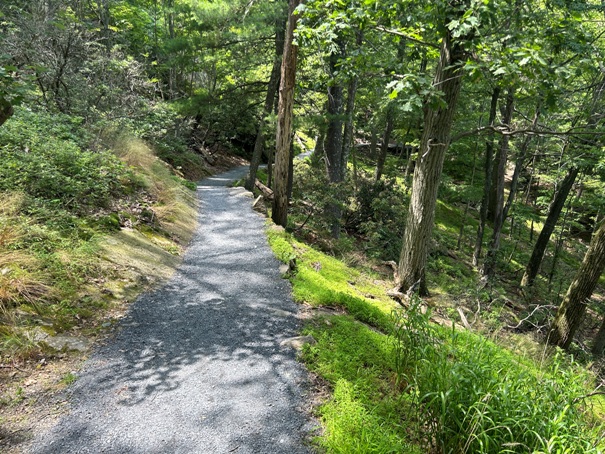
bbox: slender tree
[246,6,287,191]
[272,0,301,227]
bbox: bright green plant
[392,297,604,453]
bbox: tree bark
[245,7,287,191]
[521,166,579,287]
[473,87,500,266]
[342,75,358,177]
[592,316,605,356]
[502,105,540,223]
[324,49,345,238]
[548,220,605,349]
[374,102,394,182]
[271,0,301,228]
[0,97,14,127]
[397,27,467,296]
[481,89,514,278]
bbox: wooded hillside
[2,0,605,452]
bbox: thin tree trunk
[342,75,358,177]
[521,166,579,287]
[369,125,378,160]
[473,87,500,266]
[481,89,514,278]
[397,27,467,296]
[245,9,286,191]
[592,316,605,356]
[324,48,345,238]
[374,103,394,182]
[502,106,540,222]
[341,31,362,176]
[548,220,605,349]
[271,0,301,228]
[456,141,478,250]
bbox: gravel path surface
[29,166,314,454]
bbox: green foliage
[392,298,604,453]
[267,226,396,332]
[302,316,421,454]
[348,171,408,261]
[0,108,139,214]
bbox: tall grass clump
[393,298,604,453]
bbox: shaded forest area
[2,0,605,452]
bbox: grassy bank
[267,225,605,453]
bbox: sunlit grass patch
[267,226,396,331]
[302,315,421,454]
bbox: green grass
[302,316,421,453]
[268,222,605,453]
[267,226,396,332]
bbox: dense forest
[2,0,605,452]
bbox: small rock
[102,322,111,328]
[280,335,317,350]
[44,335,90,353]
[279,264,290,275]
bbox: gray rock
[280,335,317,350]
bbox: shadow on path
[29,166,313,454]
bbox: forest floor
[2,165,316,453]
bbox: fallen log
[255,179,274,200]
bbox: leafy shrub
[0,108,139,212]
[392,299,604,453]
[348,172,408,261]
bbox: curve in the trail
[29,166,313,454]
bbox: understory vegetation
[3,0,605,452]
[268,213,605,453]
[0,106,203,362]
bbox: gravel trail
[29,166,313,454]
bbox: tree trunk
[592,316,605,356]
[342,75,358,177]
[324,48,345,238]
[271,0,301,228]
[397,28,467,296]
[341,31,362,176]
[548,220,605,349]
[481,89,514,278]
[473,87,500,266]
[0,97,14,127]
[502,105,540,222]
[374,103,394,182]
[521,166,579,287]
[245,9,286,191]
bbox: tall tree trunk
[521,166,579,287]
[245,9,286,191]
[548,220,605,349]
[271,0,301,228]
[501,106,540,222]
[592,316,605,356]
[341,31,362,176]
[397,27,467,296]
[374,103,394,182]
[342,75,358,177]
[473,87,500,266]
[481,89,514,278]
[324,49,345,238]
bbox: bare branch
[375,26,439,49]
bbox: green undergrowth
[268,223,605,453]
[267,226,396,332]
[0,108,200,361]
